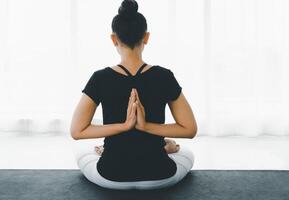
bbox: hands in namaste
[123,88,146,131]
[95,88,180,155]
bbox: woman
[70,0,198,190]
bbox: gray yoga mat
[0,169,288,200]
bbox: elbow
[187,125,198,139]
[70,128,81,140]
[71,131,80,140]
[70,124,90,140]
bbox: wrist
[120,122,129,132]
[136,122,148,132]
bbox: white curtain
[0,0,288,136]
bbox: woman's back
[72,0,196,189]
[81,64,182,181]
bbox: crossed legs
[72,142,194,190]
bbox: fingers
[134,88,138,100]
[127,88,144,127]
[127,89,136,116]
[132,88,144,109]
[131,102,137,126]
[132,102,137,114]
[133,89,142,107]
[125,89,138,130]
[136,100,145,122]
[127,95,132,116]
[130,101,137,119]
[135,100,142,120]
[135,100,141,112]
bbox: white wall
[0,0,288,136]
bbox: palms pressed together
[95,88,180,156]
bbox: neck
[119,47,145,70]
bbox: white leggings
[73,142,194,190]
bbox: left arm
[136,91,198,138]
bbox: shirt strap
[117,63,147,77]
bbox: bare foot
[94,140,179,156]
[95,145,104,156]
[164,139,180,154]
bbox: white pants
[73,142,194,190]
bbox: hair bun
[118,0,138,18]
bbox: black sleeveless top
[81,63,182,182]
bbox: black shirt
[81,64,182,182]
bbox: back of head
[111,0,147,50]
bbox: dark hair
[111,0,147,50]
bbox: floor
[1,131,289,170]
[1,169,289,200]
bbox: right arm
[70,93,127,140]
